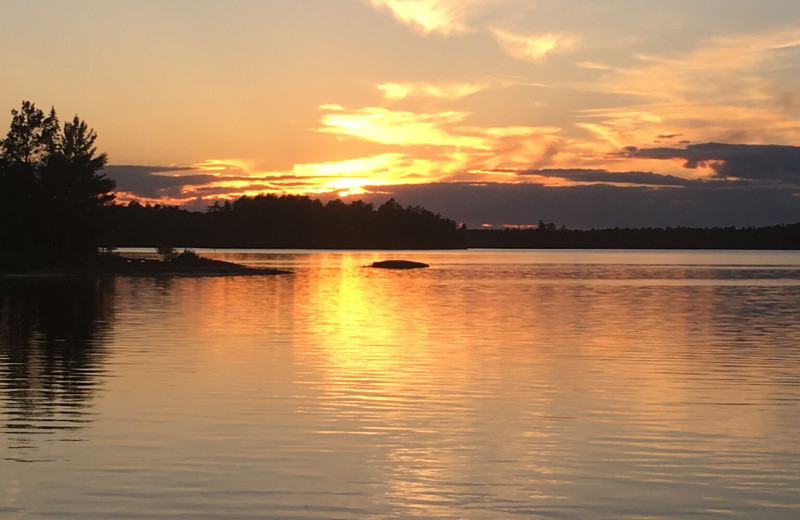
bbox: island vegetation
[97,248,289,276]
[466,221,800,250]
[1,100,798,275]
[104,195,463,250]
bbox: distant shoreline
[463,223,800,250]
[104,221,800,251]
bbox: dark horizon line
[110,195,799,234]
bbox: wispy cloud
[377,81,488,100]
[491,29,576,62]
[572,28,800,148]
[319,105,487,148]
[293,154,405,177]
[317,104,577,173]
[609,29,800,105]
[368,0,478,35]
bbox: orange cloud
[491,29,576,62]
[317,104,579,173]
[319,106,488,148]
[293,154,405,177]
[368,0,477,35]
[571,28,800,149]
[377,81,488,100]
[192,158,259,175]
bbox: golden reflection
[112,253,797,457]
[284,254,794,490]
[290,253,567,508]
[88,252,800,516]
[296,253,415,374]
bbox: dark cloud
[511,168,699,186]
[656,133,682,139]
[104,165,312,200]
[620,143,800,184]
[104,165,220,198]
[356,182,800,229]
[190,185,252,196]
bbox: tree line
[466,222,800,249]
[103,201,800,251]
[105,196,464,250]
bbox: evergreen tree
[0,100,48,167]
[0,101,115,268]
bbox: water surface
[2,250,799,519]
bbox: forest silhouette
[0,100,798,272]
[107,196,463,250]
[0,101,114,268]
[467,222,800,249]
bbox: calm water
[1,249,799,519]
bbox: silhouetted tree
[0,102,49,265]
[0,101,115,268]
[0,100,51,167]
[40,115,114,260]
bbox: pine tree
[0,101,116,268]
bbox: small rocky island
[371,260,430,269]
[0,249,291,277]
[95,249,290,276]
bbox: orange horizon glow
[2,2,799,208]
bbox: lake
[2,249,799,519]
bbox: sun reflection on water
[3,250,800,518]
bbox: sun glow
[293,154,403,177]
[320,106,487,148]
[328,177,373,197]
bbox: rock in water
[371,260,429,269]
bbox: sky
[2,0,800,228]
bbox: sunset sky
[2,0,800,227]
